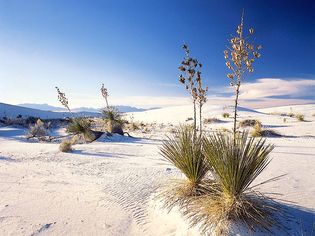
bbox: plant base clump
[67,118,99,142]
[188,131,285,235]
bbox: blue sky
[0,0,314,108]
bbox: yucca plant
[102,106,124,134]
[187,131,284,234]
[67,118,95,142]
[159,126,209,209]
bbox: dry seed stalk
[101,84,109,108]
[179,44,208,135]
[55,87,72,115]
[224,11,262,142]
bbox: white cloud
[236,78,315,99]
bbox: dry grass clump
[295,114,305,121]
[239,119,261,127]
[251,122,281,137]
[313,113,315,117]
[287,112,295,117]
[59,139,73,152]
[204,117,221,124]
[27,119,48,138]
[222,112,230,118]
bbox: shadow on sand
[71,149,136,159]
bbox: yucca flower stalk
[55,87,73,116]
[224,11,262,141]
[100,83,109,108]
[178,44,208,135]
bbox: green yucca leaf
[203,131,274,197]
[160,125,208,186]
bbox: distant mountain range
[0,102,156,120]
[18,103,150,113]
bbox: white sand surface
[0,104,315,235]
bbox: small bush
[222,112,230,118]
[313,113,315,117]
[185,117,193,122]
[251,122,281,137]
[295,114,304,121]
[59,139,73,152]
[251,122,263,137]
[287,112,295,117]
[239,119,261,127]
[204,117,221,124]
[27,119,48,138]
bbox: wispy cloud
[234,78,315,99]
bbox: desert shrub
[204,117,221,124]
[313,113,315,117]
[287,112,294,117]
[67,118,95,142]
[128,122,140,131]
[222,112,230,118]
[251,122,263,137]
[295,114,304,121]
[59,139,73,152]
[159,126,208,209]
[26,116,40,125]
[27,119,48,138]
[185,117,193,122]
[251,122,281,137]
[190,131,282,234]
[239,119,261,127]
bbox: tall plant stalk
[224,11,262,142]
[179,44,207,137]
[55,87,73,117]
[101,84,109,108]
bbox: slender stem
[193,100,197,138]
[233,82,240,143]
[199,103,202,135]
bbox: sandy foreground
[0,104,315,235]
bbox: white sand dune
[0,104,315,235]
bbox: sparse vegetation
[222,112,230,118]
[295,114,305,121]
[239,119,261,127]
[27,119,49,138]
[59,139,73,152]
[204,117,221,124]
